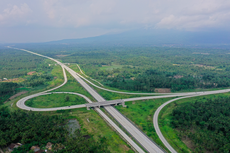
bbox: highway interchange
[10,46,230,153]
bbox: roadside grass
[89,84,152,100]
[158,92,230,153]
[46,64,64,88]
[40,108,134,153]
[68,64,80,73]
[25,93,87,108]
[101,108,147,152]
[100,64,123,71]
[52,70,96,102]
[115,98,173,152]
[174,87,230,93]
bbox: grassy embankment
[158,92,230,153]
[52,69,95,101]
[40,108,134,153]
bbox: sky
[0,0,230,43]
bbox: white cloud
[1,0,230,42]
[0,3,32,25]
[155,0,230,30]
[1,0,229,30]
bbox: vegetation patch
[171,96,230,153]
[53,70,96,101]
[26,93,87,108]
[0,107,110,153]
[159,93,230,153]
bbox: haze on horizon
[0,0,230,43]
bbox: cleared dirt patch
[27,71,36,75]
[4,91,28,103]
[155,88,171,93]
[56,55,68,57]
[193,64,215,69]
[2,78,24,83]
[181,137,195,151]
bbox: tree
[65,96,70,102]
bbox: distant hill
[46,29,230,48]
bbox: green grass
[158,92,230,153]
[159,103,192,153]
[115,98,174,152]
[1,65,64,110]
[100,64,123,70]
[52,70,96,102]
[68,64,80,73]
[91,85,152,100]
[25,93,87,108]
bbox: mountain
[46,29,230,47]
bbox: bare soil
[154,88,171,93]
[27,71,36,75]
[4,91,28,103]
[56,55,68,57]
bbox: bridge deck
[86,99,125,107]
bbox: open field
[100,64,123,70]
[89,83,152,100]
[25,93,87,108]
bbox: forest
[171,97,230,153]
[0,107,109,152]
[1,45,230,93]
[14,43,230,92]
[0,47,57,105]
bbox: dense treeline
[0,108,110,152]
[0,82,18,105]
[0,48,52,79]
[0,74,54,105]
[22,74,53,87]
[100,68,230,91]
[1,44,230,92]
[171,97,230,152]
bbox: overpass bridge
[86,99,126,110]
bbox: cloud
[0,3,32,25]
[1,0,230,42]
[155,0,230,30]
[2,0,230,30]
